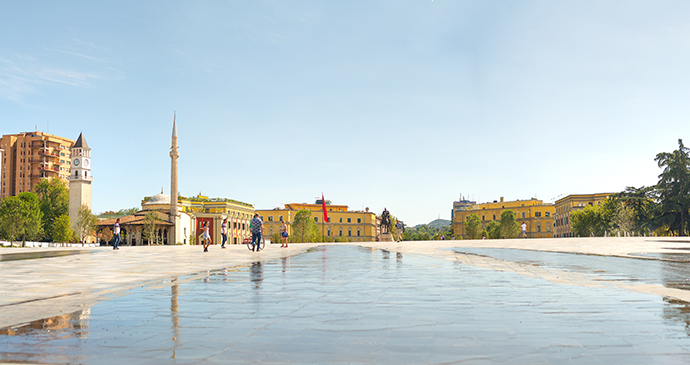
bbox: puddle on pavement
[3,245,690,364]
[453,247,690,291]
[0,250,89,262]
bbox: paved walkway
[2,237,690,364]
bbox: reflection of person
[521,222,527,238]
[113,218,121,250]
[251,261,263,289]
[202,222,212,252]
[221,219,228,249]
[251,214,263,252]
[280,221,289,248]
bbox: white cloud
[0,46,123,101]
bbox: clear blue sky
[2,1,689,226]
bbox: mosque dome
[145,191,171,205]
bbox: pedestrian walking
[280,220,289,248]
[250,214,263,252]
[221,218,228,249]
[113,218,121,250]
[202,222,212,252]
[521,222,527,238]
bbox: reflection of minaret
[170,113,179,243]
[171,278,180,358]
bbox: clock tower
[69,132,93,235]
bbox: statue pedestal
[379,233,394,242]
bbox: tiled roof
[97,211,174,227]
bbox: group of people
[111,214,291,252]
[199,214,290,252]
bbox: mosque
[96,116,254,246]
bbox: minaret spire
[172,111,177,138]
[170,112,180,243]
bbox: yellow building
[98,193,254,246]
[177,194,255,245]
[453,197,555,239]
[0,131,75,199]
[256,200,377,242]
[554,193,613,238]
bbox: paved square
[3,238,690,364]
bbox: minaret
[69,132,93,240]
[169,113,180,243]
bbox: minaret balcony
[69,176,93,182]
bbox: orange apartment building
[0,132,75,199]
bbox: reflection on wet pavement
[3,245,690,364]
[0,250,89,262]
[454,247,690,291]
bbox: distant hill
[415,219,450,229]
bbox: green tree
[143,211,162,245]
[611,201,635,236]
[291,209,320,243]
[615,186,656,234]
[654,139,690,236]
[34,178,69,241]
[464,214,482,239]
[74,205,98,243]
[0,192,43,246]
[486,220,501,239]
[52,214,74,243]
[499,210,519,238]
[570,204,607,237]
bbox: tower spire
[170,113,179,235]
[172,111,177,138]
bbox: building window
[348,229,352,236]
[357,218,361,223]
[545,212,551,217]
[339,229,343,236]
[492,214,496,220]
[522,212,525,218]
[279,216,283,222]
[535,212,541,217]
[339,217,343,223]
[327,229,331,236]
[482,215,485,221]
[347,218,351,223]
[357,229,361,236]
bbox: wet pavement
[452,247,690,291]
[3,242,690,364]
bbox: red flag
[321,193,329,223]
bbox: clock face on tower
[73,158,80,167]
[83,158,89,167]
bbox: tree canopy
[291,209,320,243]
[0,192,43,244]
[654,139,690,236]
[74,205,98,243]
[34,178,69,241]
